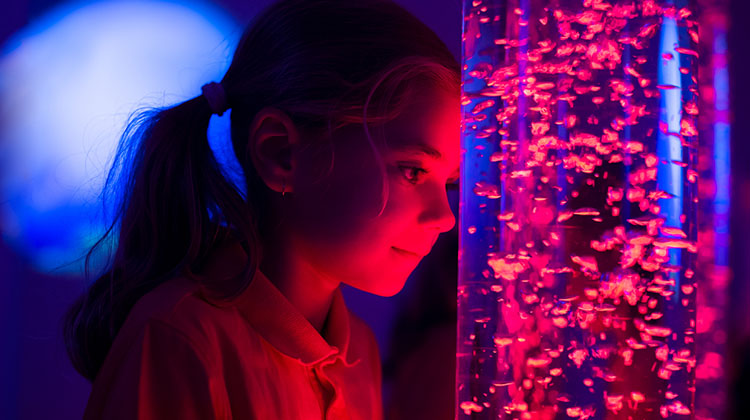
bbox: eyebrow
[390,142,460,177]
[390,142,444,160]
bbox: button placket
[312,359,347,419]
[307,366,328,418]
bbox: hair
[63,0,459,382]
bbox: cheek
[291,173,422,296]
[290,148,385,251]
[287,132,422,280]
[292,174,417,267]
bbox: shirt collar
[197,239,354,367]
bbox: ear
[247,107,299,194]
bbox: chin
[372,285,405,298]
[353,275,409,298]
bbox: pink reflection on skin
[253,81,460,333]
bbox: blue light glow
[0,0,240,275]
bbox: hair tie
[201,82,229,116]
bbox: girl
[64,0,460,418]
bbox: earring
[282,178,286,197]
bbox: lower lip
[392,247,420,258]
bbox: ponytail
[63,96,261,381]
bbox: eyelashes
[397,164,459,190]
[398,165,428,184]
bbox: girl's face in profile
[288,83,460,297]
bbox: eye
[398,165,428,184]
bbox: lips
[392,247,423,257]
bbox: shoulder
[115,275,249,364]
[128,275,232,326]
[85,279,235,420]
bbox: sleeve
[92,319,229,420]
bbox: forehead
[382,87,460,160]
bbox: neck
[259,231,340,333]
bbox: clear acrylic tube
[457,0,698,418]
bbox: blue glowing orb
[0,0,240,275]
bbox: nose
[418,183,457,233]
